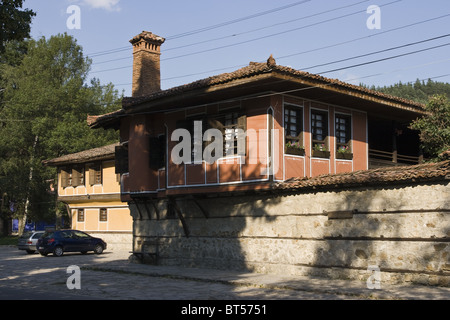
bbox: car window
[20,232,33,239]
[60,231,72,238]
[42,232,54,239]
[32,232,44,239]
[72,231,91,239]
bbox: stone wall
[131,181,450,286]
[88,231,132,252]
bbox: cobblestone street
[1,245,449,303]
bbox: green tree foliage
[0,0,35,53]
[364,79,450,105]
[0,33,120,228]
[410,95,450,160]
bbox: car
[17,231,45,254]
[37,229,107,257]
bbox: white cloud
[81,0,121,12]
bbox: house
[89,31,426,202]
[86,32,449,285]
[43,143,132,250]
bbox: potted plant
[312,144,330,158]
[336,145,353,160]
[285,141,305,156]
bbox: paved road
[1,245,449,305]
[0,246,355,301]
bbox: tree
[0,33,120,234]
[0,0,35,53]
[410,95,450,160]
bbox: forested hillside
[364,79,450,104]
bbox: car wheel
[53,246,64,257]
[26,250,35,254]
[94,244,104,254]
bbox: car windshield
[72,231,91,239]
[42,231,55,239]
[32,232,44,239]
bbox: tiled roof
[43,143,119,166]
[272,160,450,192]
[122,57,426,110]
[90,56,426,128]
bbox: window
[149,134,166,169]
[223,112,240,156]
[335,114,352,151]
[177,112,247,162]
[77,209,84,222]
[176,117,206,163]
[89,163,102,185]
[311,109,329,150]
[284,105,303,153]
[60,166,84,188]
[72,166,85,187]
[115,144,129,174]
[99,208,107,222]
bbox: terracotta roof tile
[91,57,426,128]
[272,160,450,192]
[122,58,425,110]
[43,143,119,166]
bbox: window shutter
[60,168,68,188]
[115,145,129,174]
[72,168,80,187]
[237,115,247,156]
[149,136,161,169]
[89,166,95,185]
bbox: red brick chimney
[130,31,165,97]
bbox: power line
[161,0,402,62]
[278,13,450,61]
[90,0,405,73]
[316,42,450,75]
[91,0,370,65]
[165,0,312,40]
[304,34,450,71]
[86,0,312,57]
[163,0,370,53]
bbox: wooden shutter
[72,168,80,187]
[60,168,68,188]
[89,166,95,185]
[89,163,101,185]
[115,145,129,174]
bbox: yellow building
[44,143,132,251]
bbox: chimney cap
[130,31,165,45]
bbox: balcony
[368,149,424,169]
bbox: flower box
[285,146,305,156]
[336,152,353,160]
[312,150,330,158]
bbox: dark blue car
[37,230,107,257]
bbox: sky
[25,0,450,97]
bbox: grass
[0,235,18,246]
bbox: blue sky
[26,0,450,97]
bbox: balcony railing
[368,149,423,168]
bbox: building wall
[131,181,450,286]
[58,160,132,250]
[122,94,368,196]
